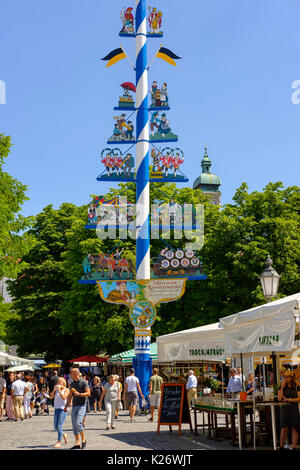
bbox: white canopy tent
[0,351,34,368]
[219,293,300,356]
[157,322,226,363]
[5,364,35,372]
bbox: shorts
[127,391,139,406]
[150,393,161,408]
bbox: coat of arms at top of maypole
[119,6,163,37]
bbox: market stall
[156,322,228,389]
[67,355,109,376]
[108,343,158,379]
[219,292,300,450]
[0,351,34,371]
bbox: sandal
[53,442,62,448]
[106,426,110,430]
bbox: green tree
[0,134,34,279]
[6,204,84,360]
[0,134,34,343]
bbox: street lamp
[259,255,280,301]
[259,255,281,393]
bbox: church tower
[193,147,222,205]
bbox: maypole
[79,0,207,413]
[133,0,152,400]
[135,0,150,281]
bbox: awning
[42,363,62,368]
[156,322,226,362]
[0,351,34,367]
[5,364,34,372]
[219,293,300,355]
[108,343,157,364]
[68,355,108,363]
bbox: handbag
[118,401,123,410]
[141,398,147,408]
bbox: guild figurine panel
[150,111,178,142]
[108,114,136,143]
[100,148,135,180]
[81,251,135,281]
[151,248,206,280]
[149,81,169,110]
[114,82,136,111]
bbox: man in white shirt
[123,368,144,422]
[0,372,6,422]
[11,373,28,421]
[186,370,198,408]
[237,367,246,386]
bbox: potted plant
[203,377,220,395]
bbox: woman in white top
[23,372,34,419]
[50,377,70,448]
[99,375,121,430]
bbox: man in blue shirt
[226,368,242,398]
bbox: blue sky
[1,0,299,217]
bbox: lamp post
[259,255,281,392]
[259,255,280,302]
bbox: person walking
[50,377,69,448]
[186,370,198,408]
[0,371,6,422]
[5,372,15,421]
[30,375,38,415]
[37,377,49,414]
[148,368,163,422]
[23,372,34,419]
[11,372,28,421]
[64,368,90,450]
[99,374,121,430]
[226,368,242,399]
[90,376,103,413]
[114,375,123,420]
[49,370,59,405]
[123,368,144,422]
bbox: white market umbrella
[5,364,34,372]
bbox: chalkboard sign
[157,383,192,436]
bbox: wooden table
[192,405,237,445]
[193,402,254,447]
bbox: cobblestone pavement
[0,407,233,451]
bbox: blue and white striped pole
[135,0,150,281]
[133,0,152,403]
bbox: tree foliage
[0,134,34,280]
[0,134,34,343]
